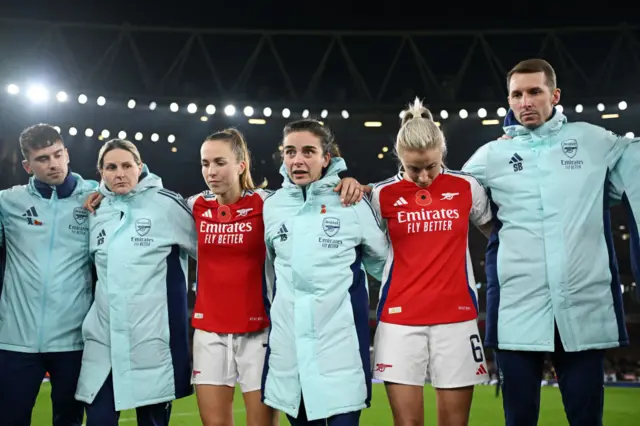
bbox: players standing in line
[262,119,389,426]
[368,99,492,426]
[187,129,279,426]
[0,124,97,426]
[75,139,197,426]
[462,58,639,426]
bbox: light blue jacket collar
[503,107,566,139]
[100,164,163,201]
[279,157,347,194]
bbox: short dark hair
[507,58,557,91]
[282,119,341,158]
[19,124,64,160]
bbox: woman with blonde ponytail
[367,98,495,426]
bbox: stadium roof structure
[1,18,640,113]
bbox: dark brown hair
[282,119,341,157]
[506,58,557,91]
[19,124,63,160]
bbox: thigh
[84,374,119,426]
[136,402,172,426]
[435,387,474,426]
[236,329,269,393]
[373,321,430,386]
[0,350,46,426]
[192,329,237,387]
[384,382,424,426]
[45,350,84,426]
[428,320,488,389]
[243,390,279,426]
[196,385,235,426]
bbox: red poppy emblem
[415,190,432,206]
[217,205,232,222]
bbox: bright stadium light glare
[618,101,627,110]
[187,103,197,114]
[127,99,136,109]
[56,91,68,102]
[85,128,94,137]
[118,131,127,139]
[135,132,143,141]
[575,104,584,113]
[7,84,19,95]
[477,108,487,118]
[263,107,272,117]
[101,129,110,139]
[597,103,605,112]
[78,94,88,104]
[151,133,159,142]
[244,106,254,117]
[149,101,157,111]
[556,104,564,113]
[282,108,291,118]
[625,132,635,139]
[224,105,236,116]
[206,104,216,115]
[27,85,49,103]
[169,102,179,112]
[459,109,468,119]
[97,96,106,106]
[440,110,449,119]
[320,109,328,118]
[69,127,77,136]
[341,110,349,119]
[497,107,507,117]
[168,134,176,143]
[302,109,310,118]
[53,126,61,133]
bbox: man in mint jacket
[462,59,638,426]
[0,124,97,426]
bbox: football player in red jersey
[366,99,494,426]
[188,129,366,426]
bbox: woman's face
[399,147,443,188]
[200,139,244,195]
[282,131,330,186]
[100,149,142,195]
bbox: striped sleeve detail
[157,189,192,216]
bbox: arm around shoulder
[157,190,197,259]
[354,198,389,281]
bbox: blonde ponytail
[396,97,446,156]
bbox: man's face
[22,141,69,185]
[508,72,561,129]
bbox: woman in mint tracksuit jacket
[74,139,197,426]
[262,119,389,426]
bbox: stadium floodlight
[169,102,179,112]
[244,106,254,117]
[575,104,583,113]
[556,104,564,113]
[440,110,449,119]
[53,126,61,133]
[97,96,106,106]
[302,109,310,118]
[320,109,328,118]
[224,105,236,116]
[78,94,88,104]
[625,132,635,139]
[497,107,507,117]
[101,129,110,139]
[618,101,627,111]
[127,99,136,109]
[135,132,143,141]
[6,84,19,95]
[149,101,157,111]
[56,91,68,102]
[597,103,605,112]
[341,110,349,119]
[27,85,49,103]
[477,108,487,118]
[168,134,176,143]
[118,131,127,139]
[151,133,159,142]
[282,108,291,118]
[69,127,78,136]
[263,107,272,117]
[187,103,197,114]
[85,128,94,137]
[459,109,468,119]
[399,111,405,119]
[206,104,216,115]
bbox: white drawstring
[226,334,233,380]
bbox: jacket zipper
[38,191,59,351]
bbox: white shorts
[192,328,268,393]
[373,320,489,389]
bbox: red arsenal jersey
[188,189,271,333]
[370,169,492,326]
